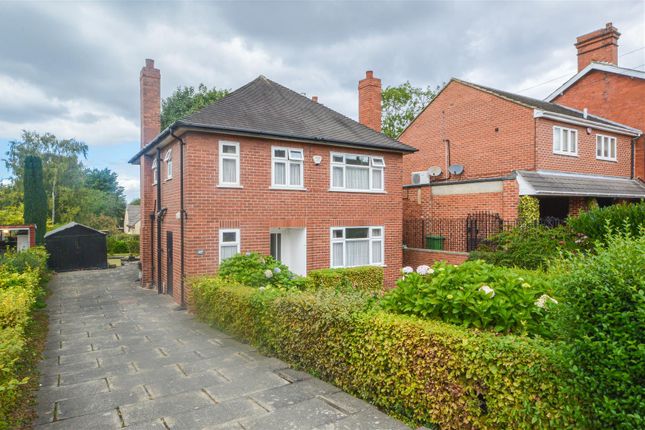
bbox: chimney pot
[358,70,382,132]
[145,59,155,68]
[366,71,373,79]
[575,23,620,71]
[312,96,318,103]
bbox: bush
[567,201,645,243]
[191,276,582,429]
[469,223,585,269]
[554,230,644,428]
[381,261,558,337]
[217,252,303,289]
[305,266,384,292]
[107,233,139,255]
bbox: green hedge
[567,201,645,243]
[107,233,139,255]
[0,247,48,428]
[191,276,582,429]
[305,266,384,292]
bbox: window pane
[371,240,382,264]
[289,150,303,160]
[220,245,238,261]
[332,242,344,267]
[596,136,602,157]
[332,154,344,163]
[372,168,383,189]
[222,158,237,183]
[346,227,369,239]
[274,149,286,158]
[346,166,369,189]
[223,144,237,154]
[561,129,568,152]
[371,157,384,167]
[167,161,173,178]
[610,139,616,159]
[289,162,302,186]
[604,139,609,157]
[332,166,344,187]
[332,229,343,239]
[371,228,382,237]
[570,131,576,153]
[553,128,561,151]
[222,231,237,242]
[346,240,369,266]
[274,162,286,185]
[345,155,370,166]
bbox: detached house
[130,61,415,305]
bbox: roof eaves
[533,109,642,136]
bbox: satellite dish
[427,166,442,177]
[448,164,464,175]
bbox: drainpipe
[630,137,636,179]
[156,148,162,294]
[170,129,187,309]
[444,139,451,179]
[149,211,154,288]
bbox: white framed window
[330,153,385,192]
[553,126,578,156]
[164,149,173,180]
[151,158,158,185]
[330,226,384,268]
[596,134,617,161]
[219,228,240,262]
[272,147,304,188]
[219,141,240,186]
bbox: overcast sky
[0,0,643,201]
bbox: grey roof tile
[517,170,645,198]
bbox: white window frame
[552,126,578,156]
[596,134,617,161]
[218,141,240,187]
[330,226,384,268]
[271,146,304,189]
[330,152,385,192]
[151,157,158,185]
[164,149,173,180]
[219,228,240,263]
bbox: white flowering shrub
[218,252,303,289]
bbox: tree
[0,181,23,225]
[129,198,141,205]
[161,84,230,129]
[381,82,439,138]
[23,156,48,244]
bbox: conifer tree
[23,155,48,244]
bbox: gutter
[403,174,516,189]
[155,148,162,295]
[533,109,642,137]
[170,129,187,309]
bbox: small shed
[45,222,107,271]
[0,224,36,254]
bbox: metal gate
[466,211,503,252]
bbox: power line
[620,46,645,57]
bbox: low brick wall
[403,247,469,267]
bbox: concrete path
[36,264,410,429]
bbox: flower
[535,294,558,308]
[273,267,281,274]
[245,251,251,256]
[416,265,434,275]
[264,269,273,279]
[521,282,531,289]
[402,266,414,274]
[259,286,266,292]
[446,294,454,300]
[479,285,495,297]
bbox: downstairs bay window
[330,226,384,268]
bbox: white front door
[17,233,29,251]
[270,228,306,276]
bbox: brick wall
[358,71,382,132]
[551,70,645,180]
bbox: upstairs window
[330,226,384,268]
[330,153,385,192]
[151,158,158,185]
[219,228,240,262]
[553,126,578,156]
[164,149,173,179]
[596,134,617,161]
[219,141,240,186]
[272,147,304,188]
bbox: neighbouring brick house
[399,77,644,265]
[130,61,415,305]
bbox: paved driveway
[36,264,410,429]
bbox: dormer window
[164,149,173,179]
[151,158,158,185]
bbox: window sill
[331,264,386,269]
[552,151,578,158]
[269,186,308,191]
[217,184,244,189]
[596,157,617,163]
[165,177,173,182]
[328,189,387,194]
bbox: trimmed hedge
[0,247,48,428]
[107,233,139,255]
[191,276,583,429]
[567,201,645,243]
[305,266,383,292]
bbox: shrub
[217,252,303,289]
[469,223,585,269]
[191,276,582,429]
[567,201,645,243]
[518,195,539,224]
[107,233,139,255]
[554,230,644,428]
[381,261,558,337]
[305,266,384,292]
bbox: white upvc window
[219,141,240,186]
[272,147,304,188]
[596,134,617,161]
[164,149,173,180]
[553,126,578,156]
[219,228,240,262]
[151,158,158,185]
[330,153,385,192]
[330,226,384,268]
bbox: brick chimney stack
[140,59,161,147]
[358,71,382,132]
[575,23,620,72]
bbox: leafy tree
[129,198,141,205]
[23,156,48,244]
[381,82,439,138]
[84,168,126,221]
[0,182,23,225]
[161,84,230,129]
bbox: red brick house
[130,61,415,305]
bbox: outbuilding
[44,222,107,271]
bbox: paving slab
[35,263,411,429]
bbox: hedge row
[191,277,583,429]
[305,266,383,292]
[0,247,48,429]
[107,233,139,255]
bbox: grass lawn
[107,258,122,267]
